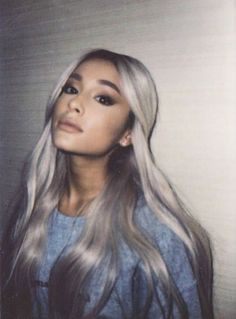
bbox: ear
[118,129,132,147]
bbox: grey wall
[1,1,235,318]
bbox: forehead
[74,59,121,83]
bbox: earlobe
[119,131,132,147]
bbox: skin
[52,59,132,216]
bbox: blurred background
[0,0,235,317]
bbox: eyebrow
[69,73,121,95]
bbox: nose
[68,95,84,115]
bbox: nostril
[68,96,83,114]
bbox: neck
[59,154,109,216]
[68,155,109,198]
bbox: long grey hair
[2,49,214,319]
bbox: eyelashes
[94,95,115,106]
[62,84,78,95]
[61,84,115,106]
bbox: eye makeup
[62,84,78,95]
[94,95,115,106]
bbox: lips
[57,118,83,133]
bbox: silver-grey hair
[2,49,214,319]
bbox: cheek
[87,113,127,142]
[53,101,63,117]
[51,104,59,124]
[51,105,67,145]
[51,101,67,129]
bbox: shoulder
[134,195,182,251]
[113,197,201,317]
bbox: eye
[62,84,78,95]
[95,95,115,106]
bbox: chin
[52,137,72,152]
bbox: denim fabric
[34,198,202,318]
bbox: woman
[1,49,214,318]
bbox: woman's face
[52,59,132,157]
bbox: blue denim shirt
[34,198,202,318]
